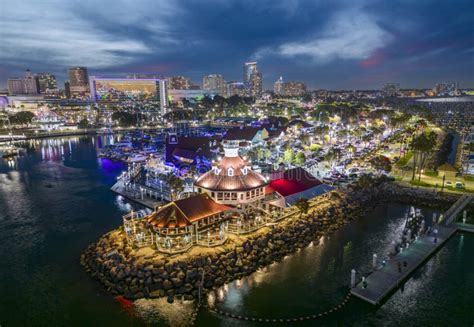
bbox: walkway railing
[441,194,472,226]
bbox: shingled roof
[147,193,231,228]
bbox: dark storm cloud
[0,0,472,89]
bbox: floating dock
[351,225,457,305]
[111,180,162,209]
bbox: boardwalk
[351,225,457,305]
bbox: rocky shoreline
[80,182,458,303]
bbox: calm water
[0,136,472,326]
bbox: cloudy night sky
[0,0,473,90]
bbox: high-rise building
[243,62,258,88]
[168,76,192,90]
[227,82,246,97]
[37,73,58,93]
[64,81,71,98]
[274,76,284,95]
[283,81,306,97]
[203,74,226,96]
[243,62,262,98]
[7,69,40,95]
[68,67,89,95]
[252,72,263,98]
[382,83,400,97]
[159,79,169,116]
[7,78,24,95]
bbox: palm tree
[410,131,437,182]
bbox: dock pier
[351,194,473,305]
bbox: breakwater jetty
[81,182,459,303]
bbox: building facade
[243,62,262,98]
[168,76,192,90]
[203,74,226,96]
[284,81,306,96]
[69,67,89,96]
[37,73,58,94]
[274,76,284,95]
[122,141,285,254]
[7,70,40,95]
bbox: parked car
[455,181,465,189]
[445,181,453,187]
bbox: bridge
[351,193,473,305]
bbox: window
[228,168,234,176]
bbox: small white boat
[127,154,147,163]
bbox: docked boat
[0,144,24,158]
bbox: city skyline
[0,0,473,90]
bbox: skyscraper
[243,62,258,88]
[274,76,284,95]
[37,73,58,93]
[243,62,262,98]
[252,72,263,98]
[68,67,89,96]
[159,79,169,116]
[203,74,226,96]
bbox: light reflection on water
[198,205,474,326]
[0,135,473,326]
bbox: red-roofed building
[123,140,285,255]
[270,167,321,197]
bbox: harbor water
[0,136,472,326]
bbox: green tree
[284,148,295,165]
[111,111,134,127]
[370,155,392,173]
[9,111,35,125]
[410,131,437,182]
[78,118,89,129]
[294,152,306,166]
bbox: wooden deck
[350,225,457,305]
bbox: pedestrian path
[351,225,457,305]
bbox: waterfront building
[203,74,226,96]
[69,67,89,96]
[123,141,286,254]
